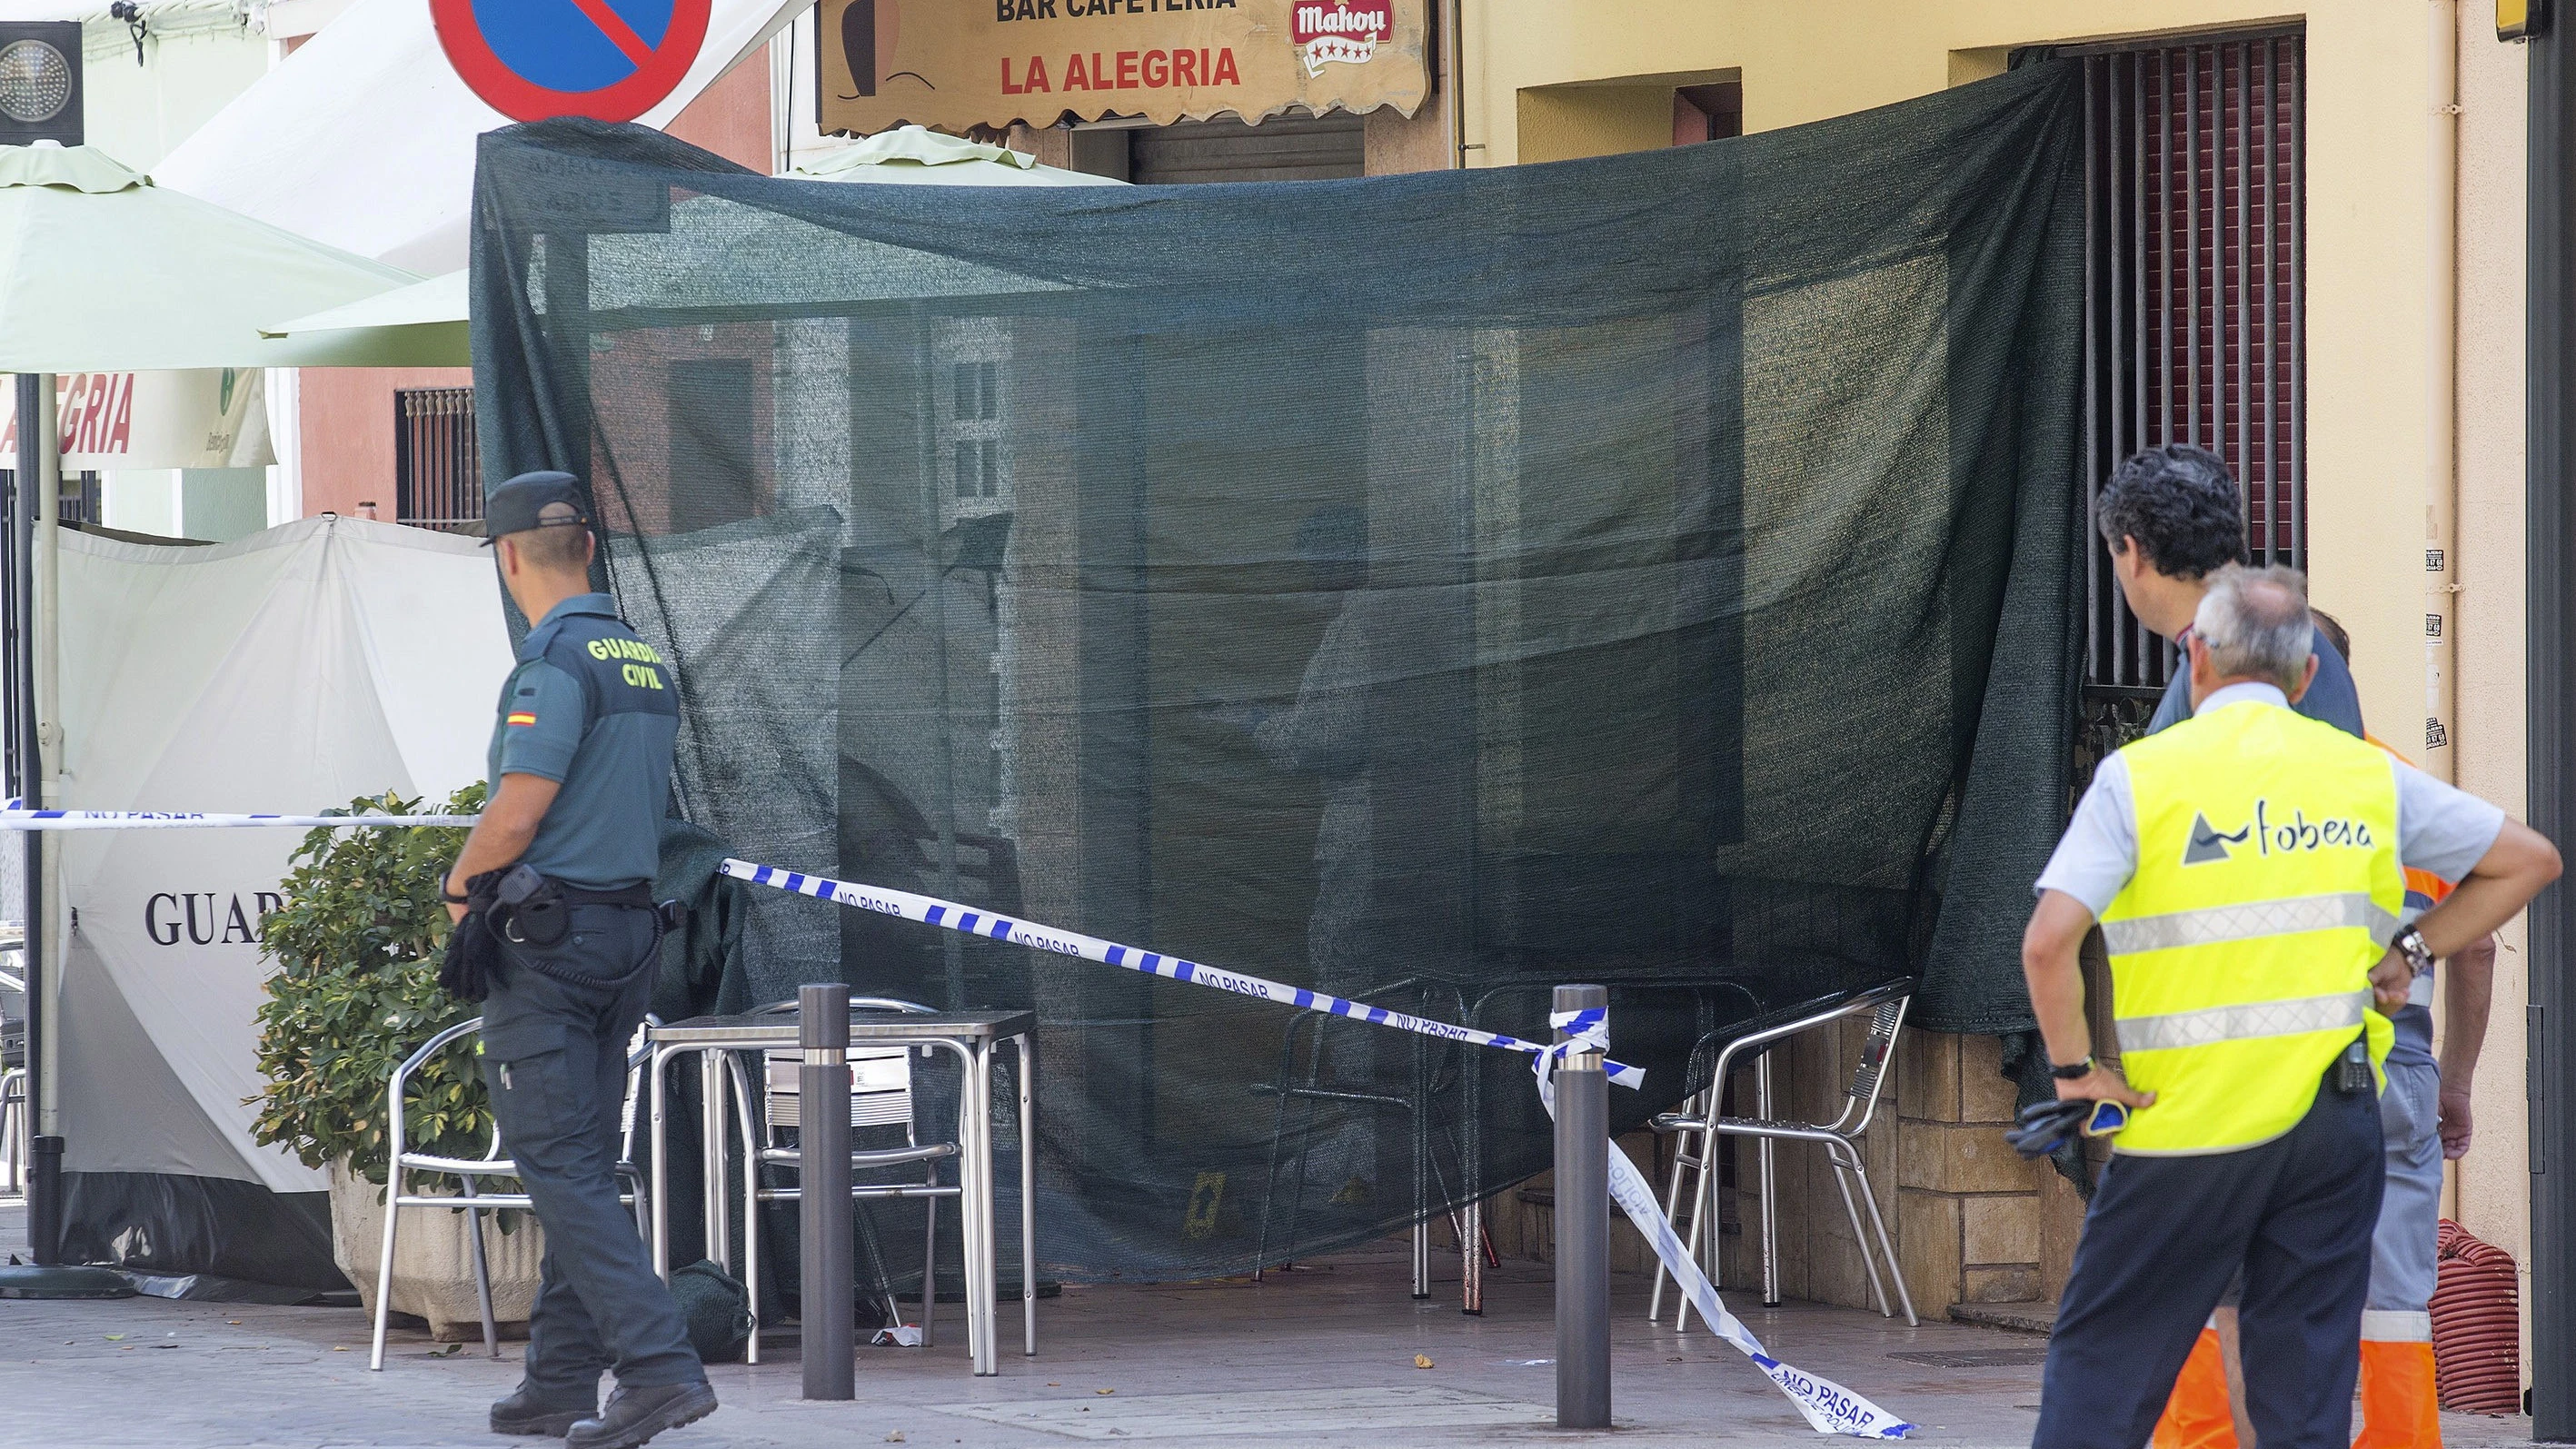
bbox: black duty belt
[492,866,674,985]
[556,881,656,909]
[443,869,682,1003]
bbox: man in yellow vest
[2021,565,2558,1447]
[2154,610,2501,1449]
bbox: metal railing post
[2531,2,2576,1435]
[799,983,854,1400]
[1553,984,1610,1431]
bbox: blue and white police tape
[719,857,1646,1087]
[1546,1005,1610,1064]
[1537,1009,1913,1439]
[729,856,1912,1437]
[0,804,480,830]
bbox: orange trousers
[2151,1329,2440,1449]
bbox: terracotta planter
[329,1157,546,1342]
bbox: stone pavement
[0,1203,2541,1448]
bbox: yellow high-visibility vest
[2098,699,2400,1155]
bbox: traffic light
[0,23,81,148]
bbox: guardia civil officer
[439,471,715,1448]
[2019,565,2557,1449]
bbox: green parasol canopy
[788,125,1129,187]
[0,143,428,372]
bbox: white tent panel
[54,518,508,1189]
[152,0,811,273]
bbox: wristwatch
[2392,925,2433,978]
[2049,1055,2095,1081]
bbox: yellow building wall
[1517,81,1681,163]
[2451,0,2533,1384]
[1455,0,2534,1345]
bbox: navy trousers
[2033,1057,2384,1449]
[480,904,703,1404]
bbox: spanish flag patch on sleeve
[506,712,538,727]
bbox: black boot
[490,1385,594,1438]
[563,1382,718,1449]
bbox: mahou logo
[1291,1,1391,78]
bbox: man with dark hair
[2024,563,2558,1447]
[441,471,714,1449]
[2096,443,2363,738]
[2312,607,2352,667]
[2104,448,2351,1444]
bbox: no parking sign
[432,0,712,123]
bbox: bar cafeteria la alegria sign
[0,369,272,471]
[819,0,1428,134]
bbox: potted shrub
[247,785,546,1340]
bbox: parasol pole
[11,373,52,1260]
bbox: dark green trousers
[480,904,701,1402]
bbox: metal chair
[368,1017,656,1371]
[1647,981,1916,1329]
[723,997,961,1364]
[1249,975,1493,1299]
[0,965,23,1196]
[0,1067,24,1196]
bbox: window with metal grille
[57,469,96,526]
[394,387,482,531]
[2076,31,2304,730]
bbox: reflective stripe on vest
[2099,893,2400,956]
[2114,988,2372,1054]
[2099,700,2401,1155]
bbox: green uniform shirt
[485,592,681,889]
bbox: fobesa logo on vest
[2182,802,2376,867]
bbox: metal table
[645,1007,1037,1376]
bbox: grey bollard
[1553,984,1610,1430]
[799,983,854,1400]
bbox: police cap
[481,471,593,546]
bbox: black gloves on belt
[438,868,503,1002]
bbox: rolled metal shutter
[1128,111,1366,184]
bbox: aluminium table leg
[1411,1033,1430,1299]
[650,1047,672,1280]
[972,1038,999,1375]
[1461,1195,1482,1315]
[1018,1032,1036,1357]
[724,1052,764,1365]
[1757,1054,1778,1308]
[701,1049,731,1275]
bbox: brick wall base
[1477,1026,2087,1319]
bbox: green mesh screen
[470,62,2084,1285]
